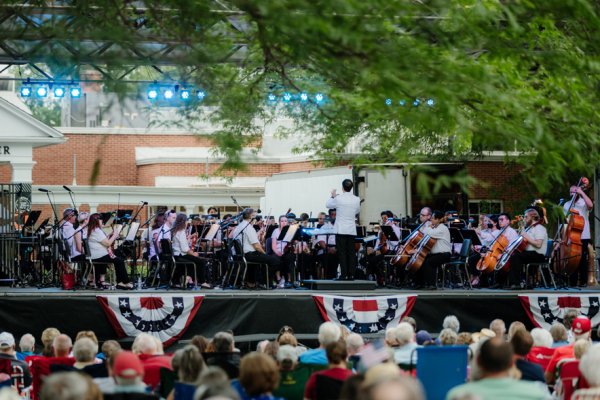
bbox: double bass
[556,178,586,275]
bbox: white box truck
[261,164,412,225]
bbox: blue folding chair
[174,381,196,400]
[416,346,468,400]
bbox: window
[468,200,503,216]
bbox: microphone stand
[42,190,60,287]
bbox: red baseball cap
[572,316,591,335]
[112,351,144,379]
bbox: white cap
[0,332,15,349]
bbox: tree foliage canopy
[4,0,600,192]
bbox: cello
[476,226,510,275]
[404,218,444,273]
[556,178,586,275]
[495,220,538,272]
[391,222,426,266]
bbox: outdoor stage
[1,285,599,349]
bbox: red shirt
[545,344,574,377]
[304,367,353,400]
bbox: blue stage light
[197,90,206,100]
[180,90,190,100]
[399,100,406,106]
[164,89,174,100]
[283,92,292,102]
[426,99,434,106]
[70,87,81,98]
[147,88,158,100]
[36,86,48,97]
[385,98,392,106]
[268,93,277,102]
[315,93,324,103]
[413,99,421,107]
[53,87,65,98]
[20,87,32,97]
[300,93,308,102]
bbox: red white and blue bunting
[313,294,417,334]
[97,294,203,347]
[519,294,600,330]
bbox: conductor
[326,179,361,280]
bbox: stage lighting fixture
[20,87,32,97]
[300,93,308,102]
[36,86,48,97]
[164,89,174,100]
[268,93,277,102]
[283,93,292,102]
[180,90,190,100]
[426,99,434,106]
[315,93,324,103]
[53,87,65,98]
[70,87,81,98]
[399,100,406,106]
[385,98,392,106]
[147,88,158,100]
[413,99,421,107]
[197,90,206,100]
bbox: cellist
[508,208,548,290]
[563,178,593,287]
[366,210,400,285]
[414,210,451,290]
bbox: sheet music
[204,223,220,241]
[125,222,140,241]
[283,224,299,242]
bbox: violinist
[171,213,211,289]
[316,212,326,228]
[366,211,400,285]
[86,213,132,289]
[271,215,292,288]
[314,209,337,279]
[508,208,548,290]
[563,178,593,286]
[155,210,176,255]
[414,210,451,290]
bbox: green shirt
[446,377,551,400]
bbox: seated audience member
[40,371,101,400]
[438,328,458,346]
[573,338,592,360]
[52,334,73,358]
[393,322,418,365]
[510,330,545,383]
[166,345,206,400]
[545,316,592,385]
[73,338,99,370]
[446,338,549,400]
[401,316,417,332]
[456,332,473,346]
[507,321,527,341]
[572,344,600,399]
[563,309,579,342]
[384,327,397,347]
[416,330,434,346]
[204,331,241,379]
[361,374,424,400]
[105,351,158,400]
[41,328,61,357]
[530,328,553,349]
[17,333,36,361]
[442,315,460,333]
[339,374,366,400]
[0,331,32,388]
[93,350,120,394]
[299,322,341,366]
[234,352,283,400]
[278,333,298,348]
[191,335,209,353]
[196,383,241,400]
[489,319,506,340]
[346,333,364,368]
[304,341,353,400]
[549,322,569,348]
[273,345,310,400]
[131,333,172,389]
[101,340,122,361]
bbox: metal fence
[0,183,31,283]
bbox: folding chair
[440,238,472,289]
[416,346,469,400]
[160,239,197,288]
[525,239,556,289]
[556,358,581,400]
[230,239,269,289]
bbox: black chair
[82,239,115,289]
[525,239,556,289]
[439,238,472,289]
[229,239,270,289]
[159,239,197,288]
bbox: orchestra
[8,177,599,291]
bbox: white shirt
[503,226,519,244]
[232,220,259,254]
[422,223,452,254]
[171,229,190,256]
[155,224,172,254]
[148,227,161,258]
[477,229,499,248]
[325,191,361,235]
[525,224,548,255]
[88,228,109,259]
[564,197,591,240]
[271,228,287,254]
[62,221,81,259]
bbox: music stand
[449,228,463,243]
[34,217,49,234]
[379,225,399,242]
[100,212,113,225]
[460,229,481,246]
[204,224,220,241]
[278,224,301,242]
[124,222,140,241]
[23,210,41,228]
[265,224,278,240]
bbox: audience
[304,341,353,400]
[393,322,418,365]
[442,315,460,333]
[0,332,32,388]
[40,327,60,357]
[105,351,158,399]
[16,333,36,361]
[235,352,282,400]
[507,321,527,341]
[438,328,458,346]
[361,374,425,400]
[549,322,569,348]
[489,319,506,340]
[131,333,172,389]
[572,343,600,399]
[545,316,592,384]
[204,331,241,379]
[298,322,341,365]
[40,371,98,400]
[530,328,553,348]
[52,334,73,358]
[510,329,545,383]
[447,337,549,399]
